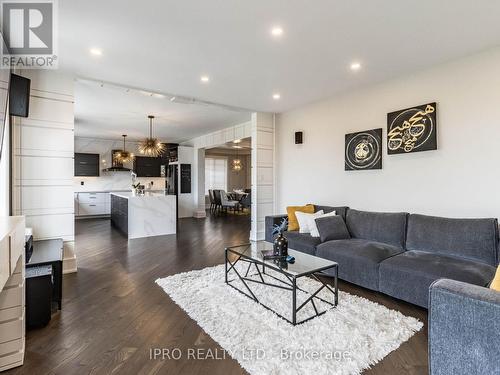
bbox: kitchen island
[110,192,176,239]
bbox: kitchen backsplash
[74,175,166,192]
[74,137,166,192]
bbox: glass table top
[225,241,337,277]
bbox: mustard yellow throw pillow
[286,204,315,231]
[490,265,500,292]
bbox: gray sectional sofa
[265,205,499,308]
[429,279,500,374]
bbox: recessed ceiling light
[233,139,242,144]
[90,48,102,56]
[350,62,362,71]
[200,75,210,83]
[273,93,281,100]
[271,26,283,37]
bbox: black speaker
[9,73,31,117]
[295,131,303,144]
[26,265,53,329]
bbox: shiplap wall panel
[13,70,76,273]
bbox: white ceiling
[207,137,252,152]
[64,1,500,139]
[74,80,251,142]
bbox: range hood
[102,149,132,172]
[103,166,131,172]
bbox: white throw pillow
[296,210,324,233]
[310,211,337,237]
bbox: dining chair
[220,190,240,213]
[208,189,215,212]
[240,192,251,211]
[213,190,222,213]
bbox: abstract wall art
[387,102,437,154]
[345,128,382,171]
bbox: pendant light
[116,135,134,163]
[138,115,165,157]
[232,158,242,171]
[232,146,242,172]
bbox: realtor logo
[0,0,58,68]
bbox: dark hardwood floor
[9,214,428,375]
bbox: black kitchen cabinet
[134,156,162,177]
[74,153,99,176]
[111,195,128,235]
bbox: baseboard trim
[63,241,77,273]
[63,255,77,274]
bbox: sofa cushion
[314,205,348,221]
[346,209,408,249]
[379,250,497,308]
[491,265,500,291]
[310,211,338,237]
[283,231,321,255]
[406,214,499,266]
[316,216,351,242]
[316,239,403,291]
[286,204,315,231]
[295,210,324,234]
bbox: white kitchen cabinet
[78,203,107,216]
[75,192,112,217]
[78,192,107,204]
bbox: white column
[12,70,76,273]
[193,147,206,218]
[250,112,275,241]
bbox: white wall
[12,70,77,273]
[276,47,500,219]
[74,137,166,192]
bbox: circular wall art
[345,128,382,170]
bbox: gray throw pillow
[315,216,351,242]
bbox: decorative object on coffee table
[272,217,288,256]
[387,102,437,154]
[345,128,382,170]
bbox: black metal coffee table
[225,241,338,325]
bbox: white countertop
[75,190,130,194]
[110,191,172,199]
[75,190,166,194]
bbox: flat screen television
[0,32,10,163]
[9,74,30,117]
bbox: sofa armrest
[265,215,288,242]
[429,279,500,375]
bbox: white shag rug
[156,264,423,375]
